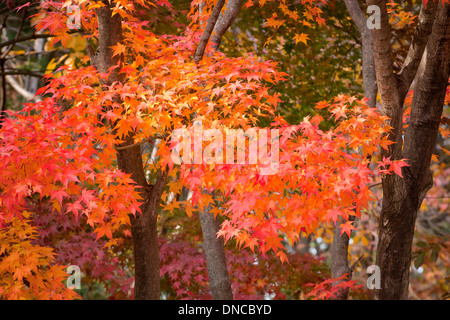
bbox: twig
[368,182,382,189]
[0,33,53,49]
[114,139,149,151]
[424,196,450,199]
[309,163,334,169]
[114,135,165,151]
[0,70,45,78]
[3,49,68,59]
[1,7,27,59]
[350,255,365,271]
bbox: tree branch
[0,33,53,49]
[210,0,243,51]
[194,0,227,63]
[350,255,366,271]
[193,0,240,300]
[113,135,165,151]
[368,182,382,189]
[0,70,45,78]
[398,0,437,98]
[330,216,353,300]
[343,0,368,35]
[5,74,41,101]
[366,0,401,118]
[1,7,27,59]
[406,2,450,133]
[344,0,377,108]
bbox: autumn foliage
[2,0,443,300]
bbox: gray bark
[194,0,244,300]
[199,202,233,300]
[330,218,352,299]
[344,0,377,108]
[329,0,378,300]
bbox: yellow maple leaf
[293,33,309,45]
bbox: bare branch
[0,33,53,49]
[406,2,450,131]
[5,74,41,101]
[0,70,45,78]
[1,7,27,59]
[350,255,366,271]
[368,182,382,189]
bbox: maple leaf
[66,201,84,218]
[330,104,348,120]
[211,86,224,98]
[188,176,202,190]
[80,189,96,205]
[95,224,113,240]
[266,93,282,107]
[339,221,356,238]
[50,189,68,206]
[293,33,310,45]
[165,200,181,214]
[441,146,450,157]
[390,159,409,178]
[277,251,289,264]
[327,209,342,224]
[184,203,195,218]
[111,43,126,57]
[380,135,396,151]
[265,16,283,29]
[129,201,142,217]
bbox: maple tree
[343,0,449,299]
[0,0,448,301]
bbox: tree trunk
[193,0,243,300]
[90,2,168,299]
[377,12,450,298]
[330,0,377,300]
[367,0,450,299]
[115,136,168,299]
[199,204,233,300]
[330,219,352,300]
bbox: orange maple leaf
[293,33,309,45]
